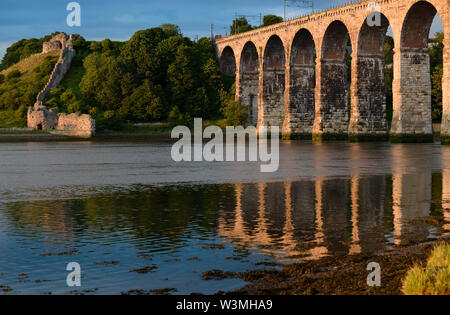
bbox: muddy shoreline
[214,238,449,295]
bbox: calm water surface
[0,141,449,294]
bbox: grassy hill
[0,51,60,127]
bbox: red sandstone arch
[262,35,286,127]
[401,1,438,49]
[321,20,351,61]
[240,42,260,126]
[358,13,390,55]
[289,29,316,135]
[220,46,236,76]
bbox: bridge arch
[219,46,236,77]
[314,20,352,139]
[391,0,444,140]
[262,35,286,128]
[239,41,260,126]
[289,28,316,135]
[349,12,392,139]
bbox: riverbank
[216,238,449,295]
[0,123,444,143]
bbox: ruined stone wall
[37,34,76,103]
[27,106,58,130]
[28,106,95,137]
[27,34,95,137]
[37,47,76,103]
[57,113,96,136]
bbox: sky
[0,0,444,59]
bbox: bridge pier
[349,54,388,141]
[283,30,316,139]
[312,59,349,141]
[390,48,434,142]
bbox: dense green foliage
[230,15,284,35]
[230,17,254,35]
[402,243,449,295]
[263,15,284,26]
[0,34,60,71]
[44,26,238,130]
[0,53,59,127]
[429,32,444,122]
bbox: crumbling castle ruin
[27,33,95,137]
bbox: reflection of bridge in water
[218,146,450,260]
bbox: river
[0,141,449,294]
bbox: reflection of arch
[239,42,260,126]
[220,46,236,76]
[262,35,286,128]
[350,13,391,138]
[289,29,316,135]
[391,145,432,245]
[314,21,351,138]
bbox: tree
[122,80,165,121]
[384,35,395,123]
[263,15,283,26]
[220,84,248,126]
[431,66,443,122]
[429,32,444,122]
[160,24,182,37]
[230,17,253,35]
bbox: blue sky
[0,0,443,59]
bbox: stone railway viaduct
[215,0,450,142]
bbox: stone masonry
[37,34,76,103]
[28,34,95,137]
[215,0,450,142]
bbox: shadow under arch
[220,46,236,77]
